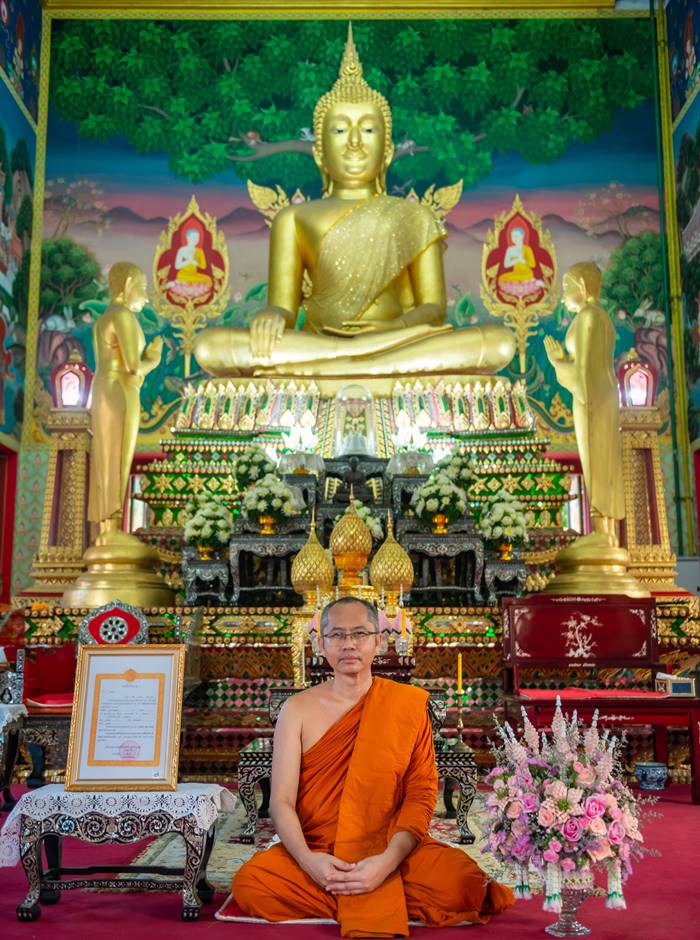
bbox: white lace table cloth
[0,704,26,735]
[0,782,235,868]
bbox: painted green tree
[39,238,102,320]
[601,231,664,321]
[10,138,33,187]
[50,18,652,191]
[0,125,12,211]
[675,119,700,230]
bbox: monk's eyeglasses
[322,630,379,646]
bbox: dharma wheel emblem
[99,616,130,644]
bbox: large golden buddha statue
[194,27,515,380]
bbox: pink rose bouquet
[484,698,650,914]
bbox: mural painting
[41,18,663,458]
[667,0,700,123]
[0,0,40,121]
[0,74,34,442]
[674,88,700,442]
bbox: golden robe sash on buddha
[304,196,445,334]
[232,677,514,937]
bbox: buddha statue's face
[124,273,148,313]
[319,100,389,190]
[562,274,585,314]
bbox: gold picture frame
[65,644,185,791]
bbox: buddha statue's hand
[144,336,164,362]
[250,308,288,358]
[544,335,565,364]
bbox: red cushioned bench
[502,594,700,804]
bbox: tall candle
[401,606,407,639]
[457,653,463,697]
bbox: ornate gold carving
[152,195,230,377]
[481,194,558,372]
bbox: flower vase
[259,514,277,536]
[498,540,514,561]
[431,513,449,535]
[197,545,214,561]
[545,870,593,938]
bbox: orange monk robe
[233,677,513,937]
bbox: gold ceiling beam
[40,0,625,18]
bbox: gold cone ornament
[329,492,373,590]
[370,512,413,607]
[291,509,335,604]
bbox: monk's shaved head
[320,596,379,634]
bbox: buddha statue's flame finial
[339,23,363,83]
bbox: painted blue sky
[45,96,661,208]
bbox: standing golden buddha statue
[63,262,174,608]
[544,261,647,597]
[193,26,515,380]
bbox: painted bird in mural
[390,179,414,196]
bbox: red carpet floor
[1,785,698,940]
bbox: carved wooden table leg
[451,765,477,844]
[39,833,62,905]
[237,765,269,843]
[1,726,21,809]
[195,826,217,905]
[258,776,271,818]
[179,818,207,921]
[16,817,43,921]
[443,777,457,819]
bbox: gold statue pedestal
[61,528,174,609]
[544,532,650,598]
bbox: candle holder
[452,695,472,753]
[394,633,409,656]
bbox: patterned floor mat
[127,792,513,892]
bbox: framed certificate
[65,645,185,791]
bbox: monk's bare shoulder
[279,682,330,718]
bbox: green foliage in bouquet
[234,445,277,488]
[242,472,306,523]
[183,494,234,549]
[435,448,477,496]
[410,470,468,525]
[477,488,529,545]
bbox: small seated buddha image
[497,222,545,299]
[167,220,213,300]
[194,26,516,381]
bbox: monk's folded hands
[325,852,394,895]
[301,850,356,890]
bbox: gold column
[655,3,696,553]
[620,404,679,590]
[24,408,90,600]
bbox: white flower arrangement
[435,449,477,496]
[243,472,306,523]
[477,488,529,545]
[335,500,384,541]
[410,470,468,525]
[183,494,234,548]
[234,445,277,489]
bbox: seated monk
[194,27,515,380]
[232,597,514,936]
